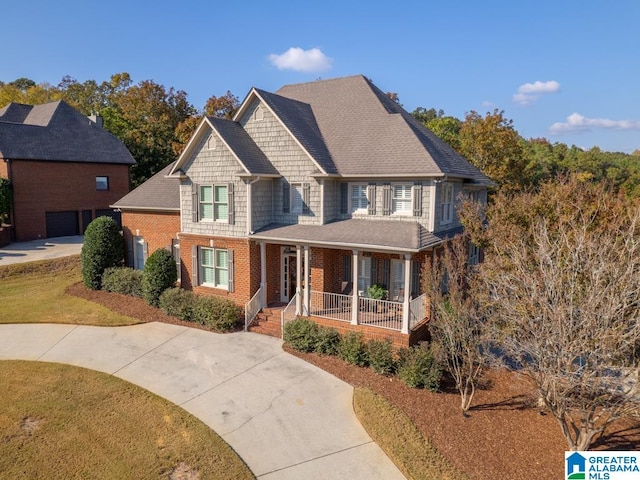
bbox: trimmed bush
[397,343,441,390]
[81,216,124,290]
[159,287,195,321]
[283,317,319,352]
[192,295,240,332]
[101,267,143,297]
[338,331,369,367]
[367,339,397,375]
[315,326,341,356]
[142,248,177,307]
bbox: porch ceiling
[250,219,462,252]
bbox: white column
[402,253,411,334]
[295,245,302,315]
[351,250,359,325]
[303,246,310,315]
[260,242,267,308]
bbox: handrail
[409,292,428,330]
[244,286,263,331]
[280,293,298,339]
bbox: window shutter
[283,183,290,213]
[382,258,390,289]
[413,183,423,217]
[302,183,310,214]
[227,182,235,225]
[191,183,199,223]
[126,237,134,267]
[191,245,199,287]
[143,242,149,262]
[340,183,348,214]
[411,260,421,297]
[371,257,378,285]
[227,249,234,293]
[367,184,376,215]
[342,254,352,282]
[382,184,392,216]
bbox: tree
[426,116,462,151]
[81,216,124,290]
[423,233,486,414]
[0,178,12,223]
[204,90,240,118]
[142,248,177,306]
[412,107,444,124]
[461,177,640,450]
[459,109,526,189]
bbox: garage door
[45,211,79,238]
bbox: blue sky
[3,0,639,153]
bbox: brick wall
[8,160,130,241]
[121,209,181,267]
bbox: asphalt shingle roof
[112,162,179,211]
[0,100,135,165]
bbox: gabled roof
[112,162,179,211]
[276,75,491,184]
[0,100,135,165]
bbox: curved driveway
[0,322,405,479]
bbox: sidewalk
[0,322,405,480]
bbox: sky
[2,0,639,153]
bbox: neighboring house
[118,75,491,346]
[111,162,181,277]
[0,100,135,241]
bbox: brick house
[117,75,491,346]
[0,100,134,241]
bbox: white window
[392,184,412,215]
[441,183,454,224]
[133,236,146,270]
[172,239,181,283]
[200,247,229,289]
[199,185,228,221]
[291,183,304,214]
[390,259,405,301]
[357,256,372,293]
[199,185,213,220]
[350,184,368,213]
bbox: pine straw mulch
[67,282,640,480]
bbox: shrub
[283,317,319,352]
[81,216,124,290]
[159,287,195,321]
[367,339,397,375]
[397,343,441,390]
[192,295,241,332]
[101,267,143,297]
[314,326,341,356]
[338,331,369,367]
[142,248,177,307]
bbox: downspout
[246,176,261,236]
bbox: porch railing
[359,297,403,331]
[308,290,352,323]
[280,292,299,338]
[409,293,428,330]
[244,286,263,332]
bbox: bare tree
[462,177,640,450]
[424,233,486,414]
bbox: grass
[0,361,254,479]
[353,387,469,480]
[0,256,139,325]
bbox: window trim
[441,182,454,225]
[349,183,369,214]
[206,134,217,150]
[290,183,304,214]
[199,184,229,222]
[96,176,109,191]
[213,184,229,223]
[200,247,229,290]
[391,183,412,216]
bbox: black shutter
[371,257,378,285]
[382,184,392,216]
[382,258,390,289]
[228,182,235,225]
[283,183,290,213]
[411,260,421,297]
[302,183,310,214]
[227,249,234,293]
[367,184,376,215]
[191,183,199,223]
[412,183,423,217]
[126,237,134,267]
[340,183,348,214]
[342,254,352,282]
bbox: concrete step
[248,309,282,338]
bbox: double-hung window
[350,184,368,213]
[290,183,304,214]
[441,182,454,224]
[200,247,229,289]
[357,256,372,293]
[199,185,228,222]
[392,184,412,215]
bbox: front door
[281,248,304,303]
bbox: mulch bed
[67,282,640,480]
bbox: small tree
[424,233,487,414]
[0,178,12,223]
[142,248,177,306]
[81,216,124,290]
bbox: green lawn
[0,361,254,479]
[0,256,139,325]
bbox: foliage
[101,267,143,297]
[159,287,196,321]
[0,178,12,222]
[424,234,487,413]
[461,176,640,450]
[314,326,341,355]
[141,248,177,306]
[191,295,240,332]
[283,317,320,352]
[397,344,441,390]
[366,283,387,300]
[337,331,369,367]
[366,339,397,375]
[81,216,124,290]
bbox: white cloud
[513,80,560,106]
[268,47,332,73]
[549,112,640,135]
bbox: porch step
[248,307,283,338]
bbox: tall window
[201,247,229,289]
[350,184,368,213]
[357,256,372,293]
[199,186,213,220]
[200,185,228,221]
[291,183,304,213]
[392,184,412,215]
[441,183,454,224]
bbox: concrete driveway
[0,235,84,265]
[0,323,405,479]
